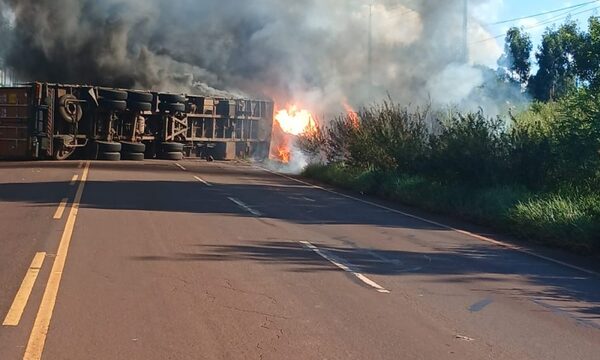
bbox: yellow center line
[23,161,90,360]
[2,252,47,327]
[52,198,69,220]
[69,175,79,186]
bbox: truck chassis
[0,82,274,161]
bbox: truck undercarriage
[0,82,274,161]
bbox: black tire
[120,142,146,153]
[98,152,121,161]
[96,141,122,153]
[98,88,128,101]
[121,152,145,161]
[127,91,154,103]
[128,101,152,112]
[158,93,186,103]
[159,102,186,113]
[160,142,184,153]
[158,152,183,161]
[99,99,127,111]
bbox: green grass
[303,163,600,255]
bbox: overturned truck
[0,82,274,161]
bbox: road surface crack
[221,305,289,320]
[223,280,278,304]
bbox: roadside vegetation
[297,18,600,255]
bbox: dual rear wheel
[98,89,154,113]
[92,141,145,161]
[120,142,146,161]
[157,142,184,161]
[91,141,183,161]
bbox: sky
[470,0,600,66]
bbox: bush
[427,111,509,185]
[551,89,600,184]
[508,102,557,189]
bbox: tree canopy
[498,27,532,84]
[499,17,600,101]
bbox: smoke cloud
[0,0,518,113]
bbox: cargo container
[0,82,274,161]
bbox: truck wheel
[98,88,128,100]
[98,152,121,161]
[121,142,146,153]
[158,102,185,113]
[96,141,122,153]
[161,142,184,153]
[158,152,183,161]
[158,93,186,103]
[128,101,152,112]
[121,152,145,161]
[99,99,127,111]
[127,91,153,103]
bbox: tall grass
[303,164,600,253]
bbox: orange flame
[343,101,359,128]
[275,105,317,136]
[270,104,317,164]
[277,146,290,164]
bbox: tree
[498,27,533,85]
[575,17,600,89]
[528,22,583,101]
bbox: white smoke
[264,141,309,175]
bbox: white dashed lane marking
[300,241,390,294]
[194,176,213,187]
[228,197,262,217]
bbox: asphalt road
[1,159,599,360]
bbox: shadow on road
[0,178,441,229]
[132,240,600,326]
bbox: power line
[488,0,598,25]
[473,5,600,44]
[368,2,373,95]
[528,5,600,28]
[463,0,468,62]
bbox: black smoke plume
[0,0,510,112]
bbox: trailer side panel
[0,87,33,159]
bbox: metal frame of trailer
[0,82,274,161]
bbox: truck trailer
[0,82,274,161]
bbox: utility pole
[368,2,373,93]
[462,0,469,63]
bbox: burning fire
[274,105,317,136]
[277,145,290,163]
[343,101,360,128]
[270,102,360,164]
[270,102,359,164]
[271,105,317,164]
